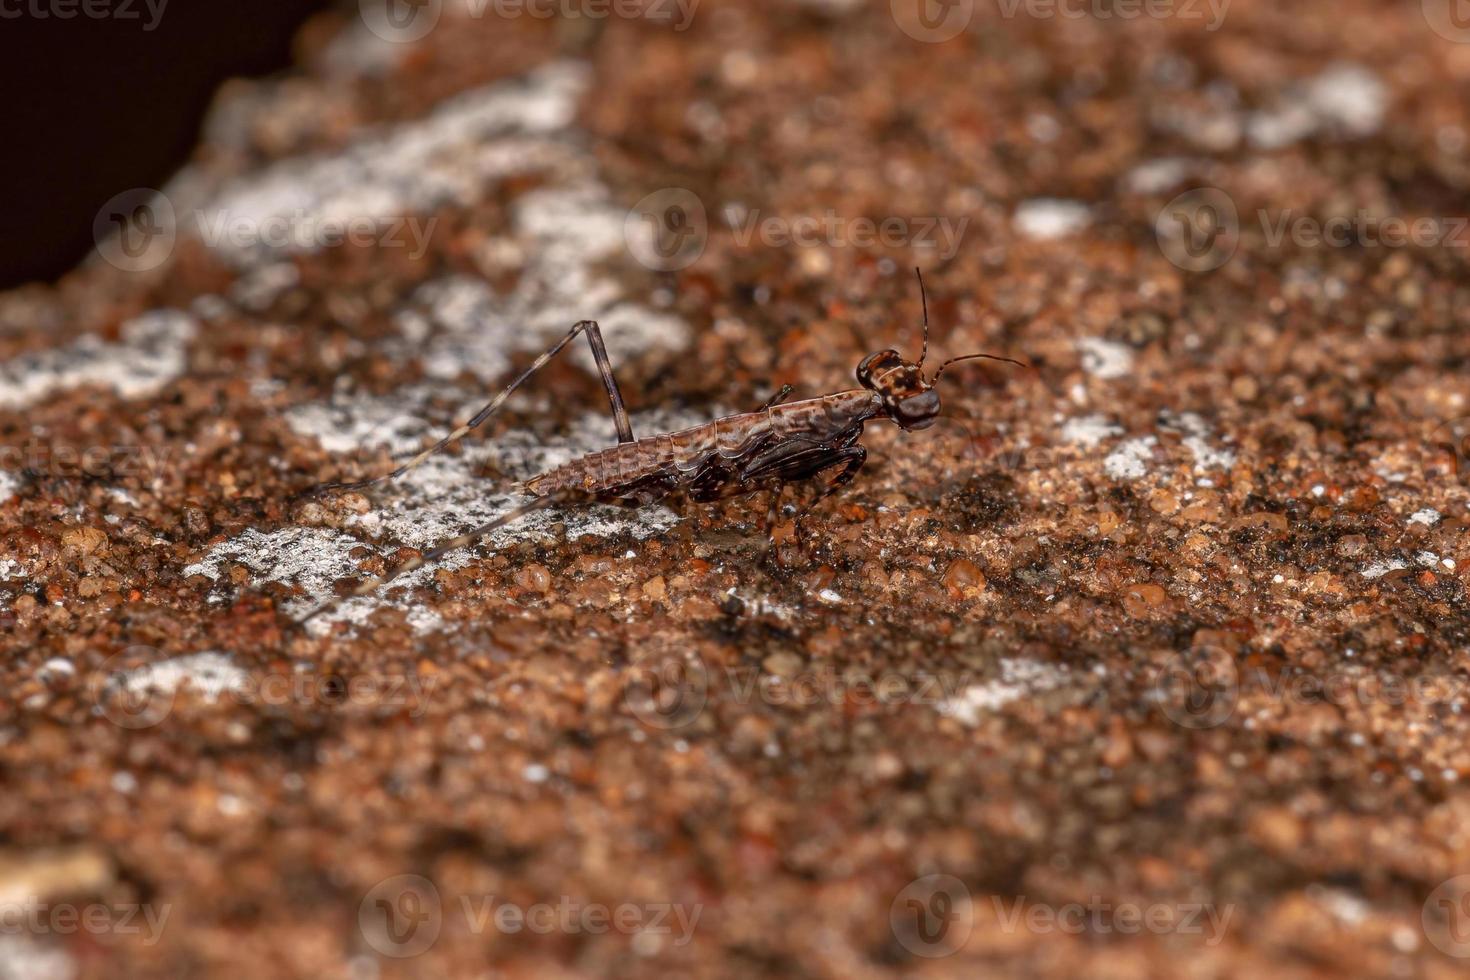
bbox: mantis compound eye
[891,388,940,430]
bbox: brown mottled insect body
[296,271,1026,627]
[522,390,879,503]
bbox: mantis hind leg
[299,319,636,500]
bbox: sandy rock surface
[3,2,1470,977]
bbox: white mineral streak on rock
[1163,410,1237,472]
[1059,414,1123,448]
[191,394,708,636]
[107,651,249,702]
[394,185,689,383]
[0,310,196,411]
[1104,437,1158,481]
[193,61,591,267]
[937,658,1069,726]
[194,58,687,370]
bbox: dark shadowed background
[0,1,331,289]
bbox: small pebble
[515,563,552,593]
[61,526,108,555]
[642,575,667,601]
[1122,583,1168,618]
[942,558,986,597]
